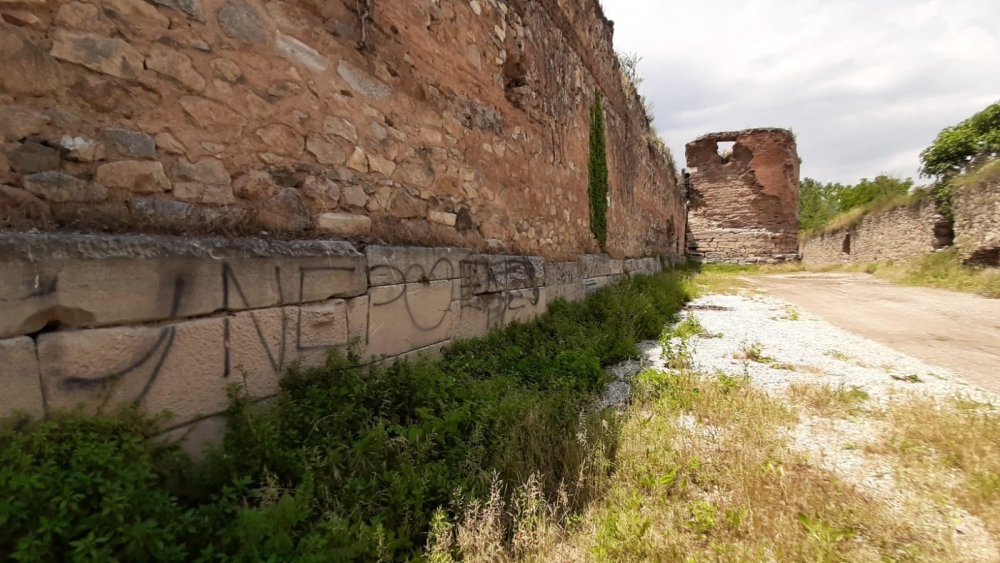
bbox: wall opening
[716,141,735,163]
[842,233,852,255]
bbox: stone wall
[0,232,671,451]
[0,0,685,260]
[953,177,999,267]
[684,128,800,264]
[801,198,949,264]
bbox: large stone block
[0,233,367,338]
[583,275,615,295]
[546,283,585,305]
[459,254,544,297]
[544,261,582,286]
[366,245,470,286]
[0,336,44,418]
[367,280,457,357]
[456,287,546,339]
[580,254,611,278]
[37,299,351,425]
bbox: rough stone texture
[0,232,367,339]
[316,212,371,236]
[0,337,44,418]
[460,254,544,296]
[685,129,800,263]
[0,0,684,261]
[367,280,458,357]
[801,198,949,265]
[366,245,470,286]
[953,177,999,267]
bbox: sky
[600,0,1000,185]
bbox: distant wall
[0,232,675,453]
[801,198,949,264]
[0,0,685,260]
[684,128,799,264]
[953,177,999,267]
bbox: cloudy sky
[601,0,1000,185]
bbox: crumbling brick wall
[953,176,1000,267]
[684,128,800,263]
[0,0,685,260]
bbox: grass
[787,383,871,417]
[430,366,944,561]
[952,158,1000,189]
[871,396,1000,536]
[0,269,697,561]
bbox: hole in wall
[842,233,852,254]
[716,141,735,162]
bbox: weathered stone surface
[323,117,357,143]
[50,30,144,79]
[233,170,279,200]
[60,135,102,162]
[306,134,350,166]
[345,294,369,349]
[460,254,544,296]
[544,261,583,286]
[103,127,156,159]
[129,197,199,225]
[217,0,268,44]
[146,45,206,92]
[258,188,312,232]
[546,283,585,305]
[23,171,108,203]
[953,177,1000,267]
[95,160,171,193]
[340,185,367,208]
[367,280,457,357]
[0,106,50,143]
[583,275,615,295]
[159,414,227,460]
[255,124,304,157]
[0,184,51,221]
[801,198,946,266]
[456,287,545,338]
[55,2,109,33]
[1,29,70,96]
[346,146,369,173]
[580,254,612,278]
[179,96,247,138]
[0,232,367,339]
[316,212,371,236]
[337,60,391,99]
[366,246,470,286]
[388,190,426,218]
[173,158,233,204]
[276,32,328,73]
[7,142,60,173]
[0,336,44,419]
[149,0,204,21]
[104,0,170,33]
[429,210,457,227]
[300,175,339,209]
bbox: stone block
[23,171,108,203]
[456,287,546,339]
[366,245,470,286]
[580,254,611,278]
[544,261,582,286]
[158,414,227,460]
[0,336,44,418]
[316,212,372,236]
[345,294,369,351]
[610,260,624,275]
[95,160,171,193]
[367,280,457,357]
[460,254,544,297]
[583,275,614,295]
[546,283,585,305]
[0,233,367,338]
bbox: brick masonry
[0,232,671,455]
[801,198,950,264]
[684,128,800,264]
[953,177,999,267]
[0,0,685,261]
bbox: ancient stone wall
[0,0,685,260]
[0,232,672,453]
[953,177,999,267]
[801,198,949,264]
[684,128,799,264]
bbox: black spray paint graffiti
[368,257,458,332]
[61,263,359,411]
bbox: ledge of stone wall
[801,198,947,265]
[953,178,999,267]
[686,229,799,264]
[0,232,681,449]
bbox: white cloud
[601,0,1000,184]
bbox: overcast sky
[601,0,1000,185]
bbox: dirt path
[746,272,1000,395]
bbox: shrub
[588,93,610,250]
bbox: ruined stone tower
[684,128,800,263]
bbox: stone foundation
[801,198,949,264]
[0,232,675,453]
[953,176,999,267]
[685,229,799,264]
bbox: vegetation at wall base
[588,93,610,250]
[0,268,695,561]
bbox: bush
[0,269,695,561]
[588,93,610,250]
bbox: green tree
[588,93,609,250]
[836,175,912,212]
[920,100,1000,180]
[798,178,841,232]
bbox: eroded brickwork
[684,128,800,263]
[0,0,684,260]
[801,198,950,264]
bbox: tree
[920,100,1000,180]
[836,175,912,212]
[588,93,609,250]
[798,178,841,233]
